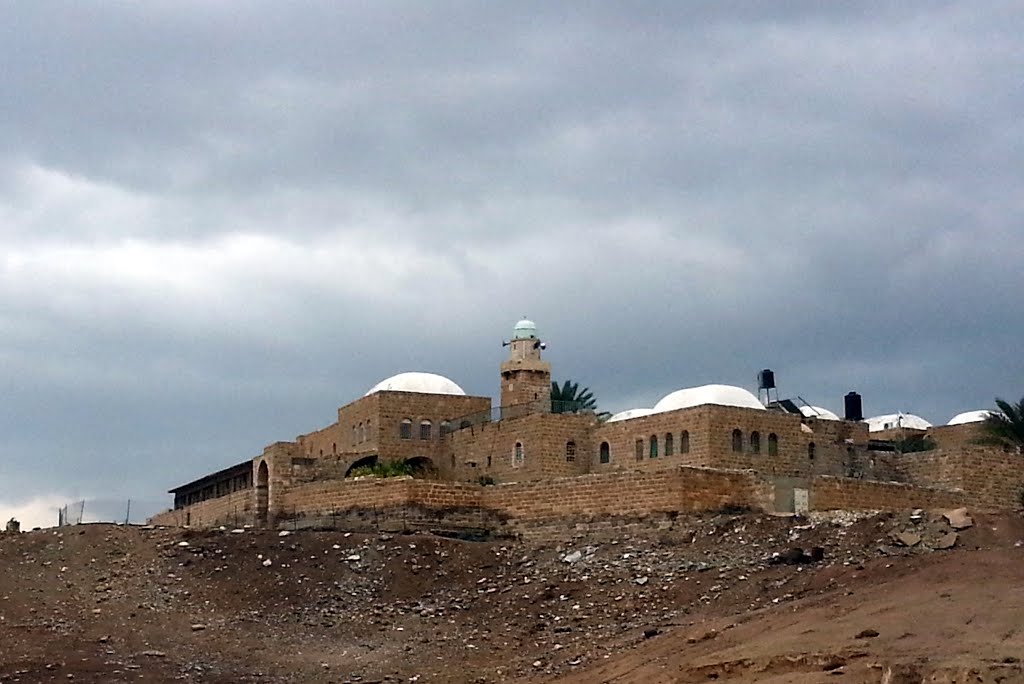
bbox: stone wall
[441,412,596,482]
[149,487,252,528]
[810,476,965,511]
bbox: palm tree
[550,380,611,420]
[977,396,1024,454]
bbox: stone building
[153,319,1021,531]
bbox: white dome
[947,410,993,426]
[606,408,656,423]
[365,372,466,397]
[799,405,841,421]
[653,384,764,413]
[866,413,932,432]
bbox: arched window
[565,441,577,462]
[750,431,761,454]
[440,420,452,435]
[808,442,816,460]
[649,435,658,458]
[358,422,365,442]
[599,441,611,464]
[400,418,412,440]
[665,432,674,456]
[681,430,690,454]
[420,420,432,440]
[512,441,525,467]
[732,429,743,452]
[635,439,644,461]
[768,433,779,456]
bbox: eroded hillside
[1,510,1022,683]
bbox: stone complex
[150,320,1022,533]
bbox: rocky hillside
[1,509,1022,683]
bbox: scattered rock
[191,623,207,631]
[894,532,921,547]
[855,629,880,639]
[943,508,974,530]
[933,533,958,550]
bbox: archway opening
[255,460,269,527]
[404,456,437,479]
[345,455,380,478]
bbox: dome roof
[866,413,932,432]
[512,318,539,340]
[364,372,466,397]
[606,408,656,423]
[653,384,764,413]
[799,405,841,421]
[947,410,993,426]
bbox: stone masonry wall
[149,488,252,528]
[441,412,596,482]
[810,476,965,511]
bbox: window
[732,429,743,452]
[808,442,816,460]
[441,420,452,435]
[768,433,779,456]
[565,441,577,462]
[599,441,610,464]
[352,426,357,445]
[332,442,337,455]
[750,431,761,454]
[420,420,432,440]
[366,419,372,440]
[400,419,412,440]
[649,435,658,459]
[665,432,674,456]
[635,439,644,461]
[680,430,690,454]
[487,455,492,468]
[450,454,456,468]
[513,441,524,467]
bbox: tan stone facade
[152,321,1024,532]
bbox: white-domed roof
[866,413,932,432]
[653,384,764,413]
[365,372,467,397]
[799,405,841,421]
[946,410,993,426]
[606,408,656,423]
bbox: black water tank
[758,369,775,390]
[844,392,863,421]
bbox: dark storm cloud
[2,2,1023,525]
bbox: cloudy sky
[2,2,1022,528]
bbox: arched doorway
[255,460,269,528]
[404,456,437,479]
[345,455,379,478]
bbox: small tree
[550,380,611,421]
[977,396,1024,454]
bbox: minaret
[500,318,551,412]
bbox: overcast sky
[2,2,1022,528]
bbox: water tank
[757,369,776,390]
[844,392,863,422]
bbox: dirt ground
[1,509,1022,683]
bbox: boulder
[943,508,973,530]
